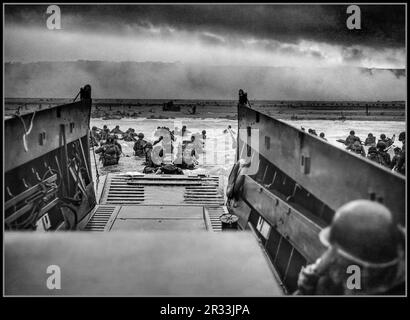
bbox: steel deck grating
[204,206,229,232]
[84,205,118,231]
[100,174,224,206]
[90,174,227,232]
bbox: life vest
[134,139,146,156]
[365,137,376,146]
[104,144,118,155]
[345,135,357,146]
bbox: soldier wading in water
[95,136,121,166]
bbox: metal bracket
[300,154,311,174]
[39,132,46,145]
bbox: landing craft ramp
[83,173,225,231]
[5,232,282,296]
[6,171,285,295]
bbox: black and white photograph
[2,2,406,304]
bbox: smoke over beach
[5,61,406,100]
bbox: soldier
[90,126,101,147]
[101,125,110,140]
[182,125,189,136]
[142,142,153,165]
[390,147,402,170]
[238,89,249,105]
[223,125,231,134]
[175,140,198,170]
[143,143,164,173]
[346,140,366,157]
[95,136,121,167]
[202,130,207,140]
[345,130,359,147]
[319,132,327,141]
[376,141,391,167]
[378,133,395,148]
[398,131,405,152]
[112,135,123,154]
[111,125,124,135]
[133,133,147,157]
[367,146,384,165]
[395,132,405,174]
[123,128,137,141]
[364,133,376,146]
[156,163,184,175]
[295,200,404,295]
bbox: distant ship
[4,85,405,295]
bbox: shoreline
[5,98,406,121]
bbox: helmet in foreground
[319,200,400,267]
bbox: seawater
[89,117,405,187]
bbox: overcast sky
[4,4,406,68]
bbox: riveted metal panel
[5,99,92,172]
[238,104,405,226]
[242,175,326,262]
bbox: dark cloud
[5,4,405,49]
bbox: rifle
[384,144,396,153]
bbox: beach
[5,98,406,121]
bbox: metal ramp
[84,173,225,232]
[99,174,224,205]
[83,206,119,232]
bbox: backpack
[105,144,118,155]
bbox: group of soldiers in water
[304,127,406,175]
[343,130,406,175]
[90,124,210,174]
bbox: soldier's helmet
[138,133,145,138]
[92,126,98,131]
[398,131,405,141]
[376,141,387,150]
[368,146,378,154]
[319,200,400,267]
[380,134,386,140]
